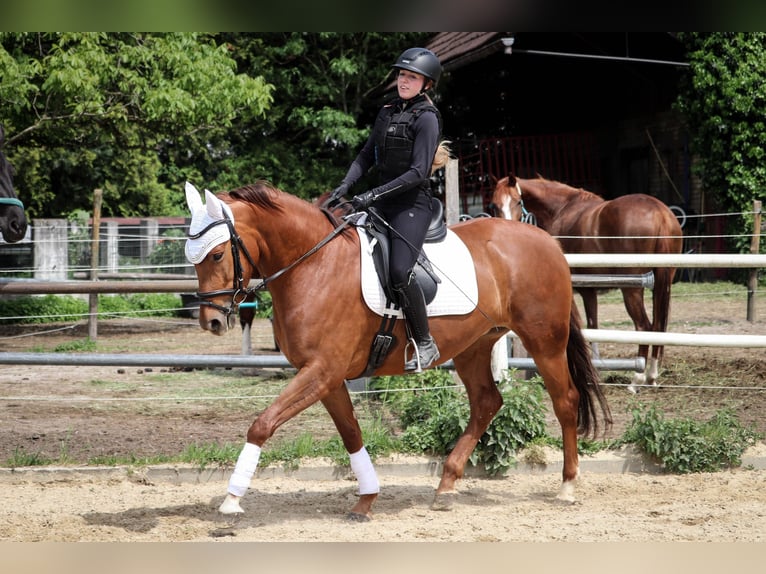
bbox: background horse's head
[0,124,28,243]
[489,174,528,222]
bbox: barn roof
[369,32,509,97]
[426,32,509,71]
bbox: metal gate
[457,131,601,214]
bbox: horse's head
[489,174,526,221]
[0,124,28,243]
[185,181,257,335]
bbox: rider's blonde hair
[431,140,452,174]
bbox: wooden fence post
[747,199,762,322]
[89,189,103,340]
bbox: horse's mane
[0,147,15,197]
[226,179,355,237]
[528,175,603,202]
[227,180,283,211]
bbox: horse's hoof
[556,481,577,504]
[219,494,244,514]
[346,511,371,522]
[430,491,457,511]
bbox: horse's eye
[212,251,224,262]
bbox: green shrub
[0,293,182,325]
[0,294,88,324]
[471,376,549,475]
[623,403,761,473]
[370,370,550,476]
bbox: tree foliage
[0,32,273,218]
[0,32,426,218]
[207,32,427,198]
[676,33,766,254]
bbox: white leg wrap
[228,442,261,497]
[349,446,380,495]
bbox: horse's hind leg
[577,288,600,359]
[621,287,654,392]
[321,384,379,521]
[531,352,581,502]
[432,340,503,510]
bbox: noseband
[0,198,24,209]
[187,215,259,317]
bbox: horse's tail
[567,309,612,437]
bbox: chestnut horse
[0,125,28,243]
[491,175,683,391]
[184,180,611,520]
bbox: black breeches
[379,194,433,286]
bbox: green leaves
[623,403,761,473]
[677,33,766,258]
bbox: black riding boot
[393,279,440,372]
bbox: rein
[0,197,23,209]
[190,212,352,316]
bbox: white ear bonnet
[184,181,235,264]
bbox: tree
[207,32,428,199]
[0,32,273,218]
[675,32,766,255]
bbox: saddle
[363,197,446,305]
[355,197,447,378]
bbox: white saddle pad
[356,226,478,318]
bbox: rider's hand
[324,184,349,208]
[351,190,375,211]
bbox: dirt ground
[0,289,764,542]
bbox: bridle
[188,211,352,317]
[187,214,258,316]
[511,182,537,226]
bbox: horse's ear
[507,173,517,186]
[204,189,225,220]
[185,181,203,214]
[488,173,498,187]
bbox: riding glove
[351,190,376,211]
[325,183,349,208]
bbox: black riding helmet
[392,47,442,86]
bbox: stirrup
[404,338,440,373]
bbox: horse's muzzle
[199,306,237,335]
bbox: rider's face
[397,69,426,100]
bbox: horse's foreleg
[219,366,345,515]
[321,385,379,521]
[432,348,503,510]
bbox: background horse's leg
[238,294,256,355]
[432,339,503,510]
[648,266,677,387]
[621,287,653,392]
[321,385,379,521]
[576,288,600,359]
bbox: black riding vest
[373,96,441,183]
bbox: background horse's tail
[567,310,612,436]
